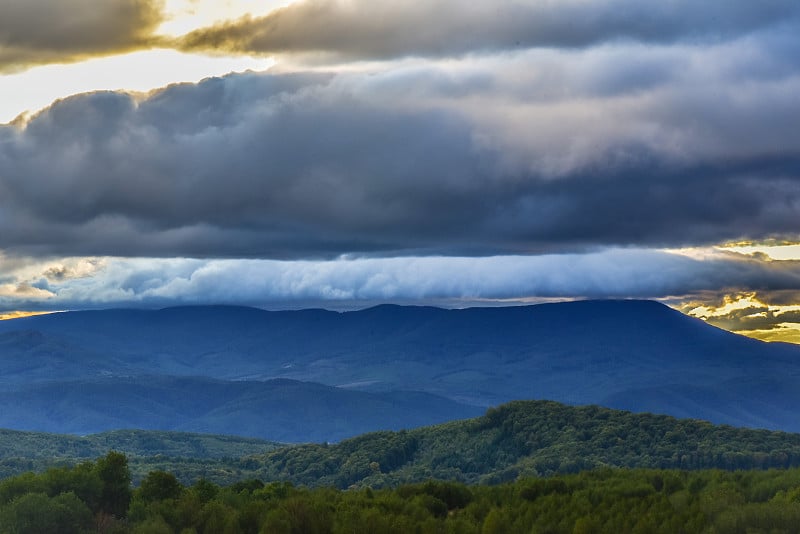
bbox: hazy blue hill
[602,375,800,431]
[1,300,799,433]
[0,377,482,442]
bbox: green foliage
[3,451,800,534]
[96,451,132,517]
[4,399,800,533]
[0,451,132,524]
[0,491,93,534]
[0,428,277,481]
[249,400,800,488]
[137,471,184,503]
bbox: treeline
[3,452,800,533]
[0,429,277,484]
[0,428,275,462]
[250,400,800,488]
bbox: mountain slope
[1,300,799,433]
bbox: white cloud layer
[2,249,800,312]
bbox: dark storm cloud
[0,39,799,258]
[0,0,164,72]
[176,0,799,60]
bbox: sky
[1,0,799,342]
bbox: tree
[0,492,93,534]
[138,471,184,503]
[95,451,132,517]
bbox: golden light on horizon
[737,327,800,344]
[680,293,800,345]
[664,241,800,344]
[0,311,56,321]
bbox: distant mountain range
[1,300,799,439]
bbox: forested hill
[3,400,800,488]
[250,400,800,489]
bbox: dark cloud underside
[0,59,798,258]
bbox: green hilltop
[250,400,800,488]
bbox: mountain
[0,377,481,442]
[1,300,799,434]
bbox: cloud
[676,290,800,340]
[713,307,800,332]
[176,0,799,60]
[1,45,799,259]
[0,0,164,72]
[3,0,796,73]
[0,281,53,300]
[0,248,799,312]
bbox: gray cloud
[1,39,799,259]
[176,0,799,60]
[0,0,164,72]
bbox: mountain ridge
[1,300,799,437]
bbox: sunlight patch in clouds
[159,0,292,37]
[684,293,769,320]
[681,292,800,343]
[0,50,272,124]
[719,241,800,261]
[0,283,53,300]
